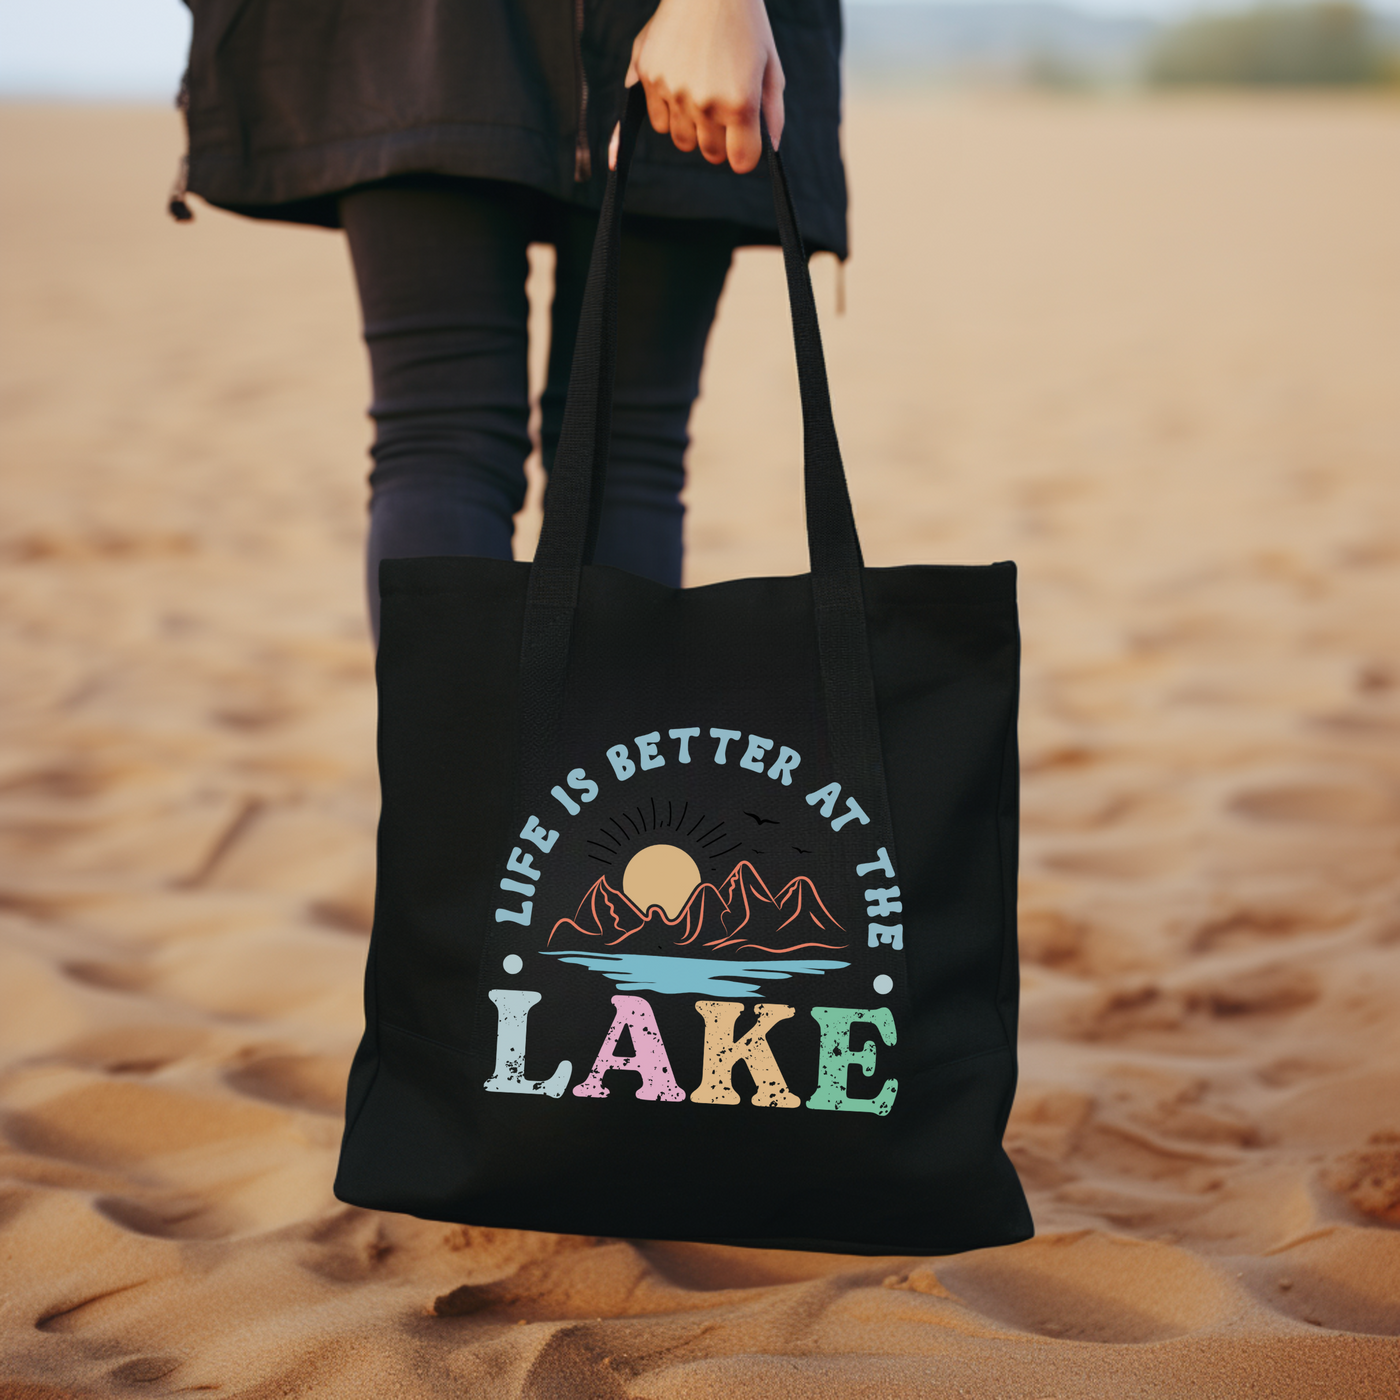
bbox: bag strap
[528,86,865,594]
[521,86,893,852]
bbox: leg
[340,177,538,637]
[540,212,736,588]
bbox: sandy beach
[2,94,1398,1396]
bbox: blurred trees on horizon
[1145,3,1397,86]
[843,1,1399,91]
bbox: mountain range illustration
[548,860,847,955]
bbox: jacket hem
[188,124,847,257]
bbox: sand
[1,94,1398,1397]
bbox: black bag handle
[528,84,862,598]
[521,85,893,847]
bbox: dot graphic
[873,974,893,996]
[503,954,523,975]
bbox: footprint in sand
[94,1192,234,1241]
[1042,841,1186,881]
[56,1026,208,1075]
[108,1355,184,1384]
[935,1232,1247,1343]
[3,1076,290,1170]
[224,1051,351,1116]
[1229,782,1400,827]
[1190,900,1354,954]
[1180,965,1322,1019]
[1322,1134,1400,1227]
[1017,909,1092,972]
[1073,964,1320,1042]
[0,762,114,800]
[60,959,152,994]
[1254,1228,1400,1336]
[1,528,194,563]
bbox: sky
[1,0,1394,100]
[0,0,191,100]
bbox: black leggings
[339,177,736,635]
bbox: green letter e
[806,1007,898,1116]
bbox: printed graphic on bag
[479,724,904,1117]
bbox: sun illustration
[622,843,701,919]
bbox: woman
[176,0,846,635]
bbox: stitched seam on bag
[992,704,1018,1055]
[380,1017,473,1059]
[341,944,382,1145]
[341,1045,381,1146]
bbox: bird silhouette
[745,811,780,826]
[793,845,812,855]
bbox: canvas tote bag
[334,87,1032,1255]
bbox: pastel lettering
[806,1006,898,1116]
[767,745,802,785]
[856,846,896,880]
[483,989,571,1097]
[506,846,541,880]
[691,1000,799,1108]
[709,728,742,764]
[868,922,903,951]
[572,995,686,1102]
[865,886,903,918]
[567,768,600,803]
[668,727,700,762]
[520,815,559,853]
[739,734,774,773]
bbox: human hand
[608,0,784,175]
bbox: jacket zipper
[572,0,592,181]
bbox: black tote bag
[334,88,1032,1256]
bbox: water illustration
[541,950,850,997]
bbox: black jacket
[180,0,847,257]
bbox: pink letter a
[572,995,686,1102]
